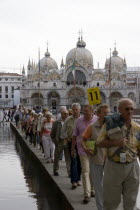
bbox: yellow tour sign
[87,87,101,105]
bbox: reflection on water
[1,123,140,210]
[0,123,62,210]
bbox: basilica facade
[20,36,140,112]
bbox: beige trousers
[103,159,139,210]
[53,141,71,176]
[80,155,94,197]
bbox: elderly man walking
[61,103,81,188]
[72,104,98,204]
[50,109,70,176]
[97,98,140,210]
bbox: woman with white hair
[41,112,55,163]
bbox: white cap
[38,112,42,115]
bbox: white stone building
[0,73,22,108]
[20,36,140,113]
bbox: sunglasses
[125,107,134,111]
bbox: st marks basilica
[20,36,140,112]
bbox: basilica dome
[39,49,58,72]
[105,47,126,72]
[66,37,93,69]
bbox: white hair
[118,98,135,108]
[71,103,81,110]
[60,106,67,112]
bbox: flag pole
[109,48,111,107]
[38,48,41,109]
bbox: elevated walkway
[10,123,127,210]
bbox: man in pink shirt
[72,104,97,204]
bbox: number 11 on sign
[87,87,101,105]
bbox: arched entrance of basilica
[47,91,60,112]
[110,92,123,112]
[31,93,43,108]
[67,87,85,109]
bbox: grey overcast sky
[0,0,140,74]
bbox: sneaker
[83,196,90,204]
[77,181,82,186]
[72,182,77,189]
[91,191,95,197]
[54,171,59,176]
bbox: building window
[5,95,8,98]
[0,86,2,93]
[0,95,1,98]
[12,95,14,98]
[5,86,8,93]
[11,86,14,93]
[53,83,56,87]
[0,78,2,81]
[18,78,21,81]
[5,78,8,81]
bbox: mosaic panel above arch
[31,92,43,98]
[128,92,136,102]
[92,73,105,80]
[67,87,85,105]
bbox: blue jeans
[68,141,81,183]
[36,133,40,144]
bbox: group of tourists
[9,98,140,210]
[1,108,15,123]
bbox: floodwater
[1,122,140,210]
[0,123,62,210]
